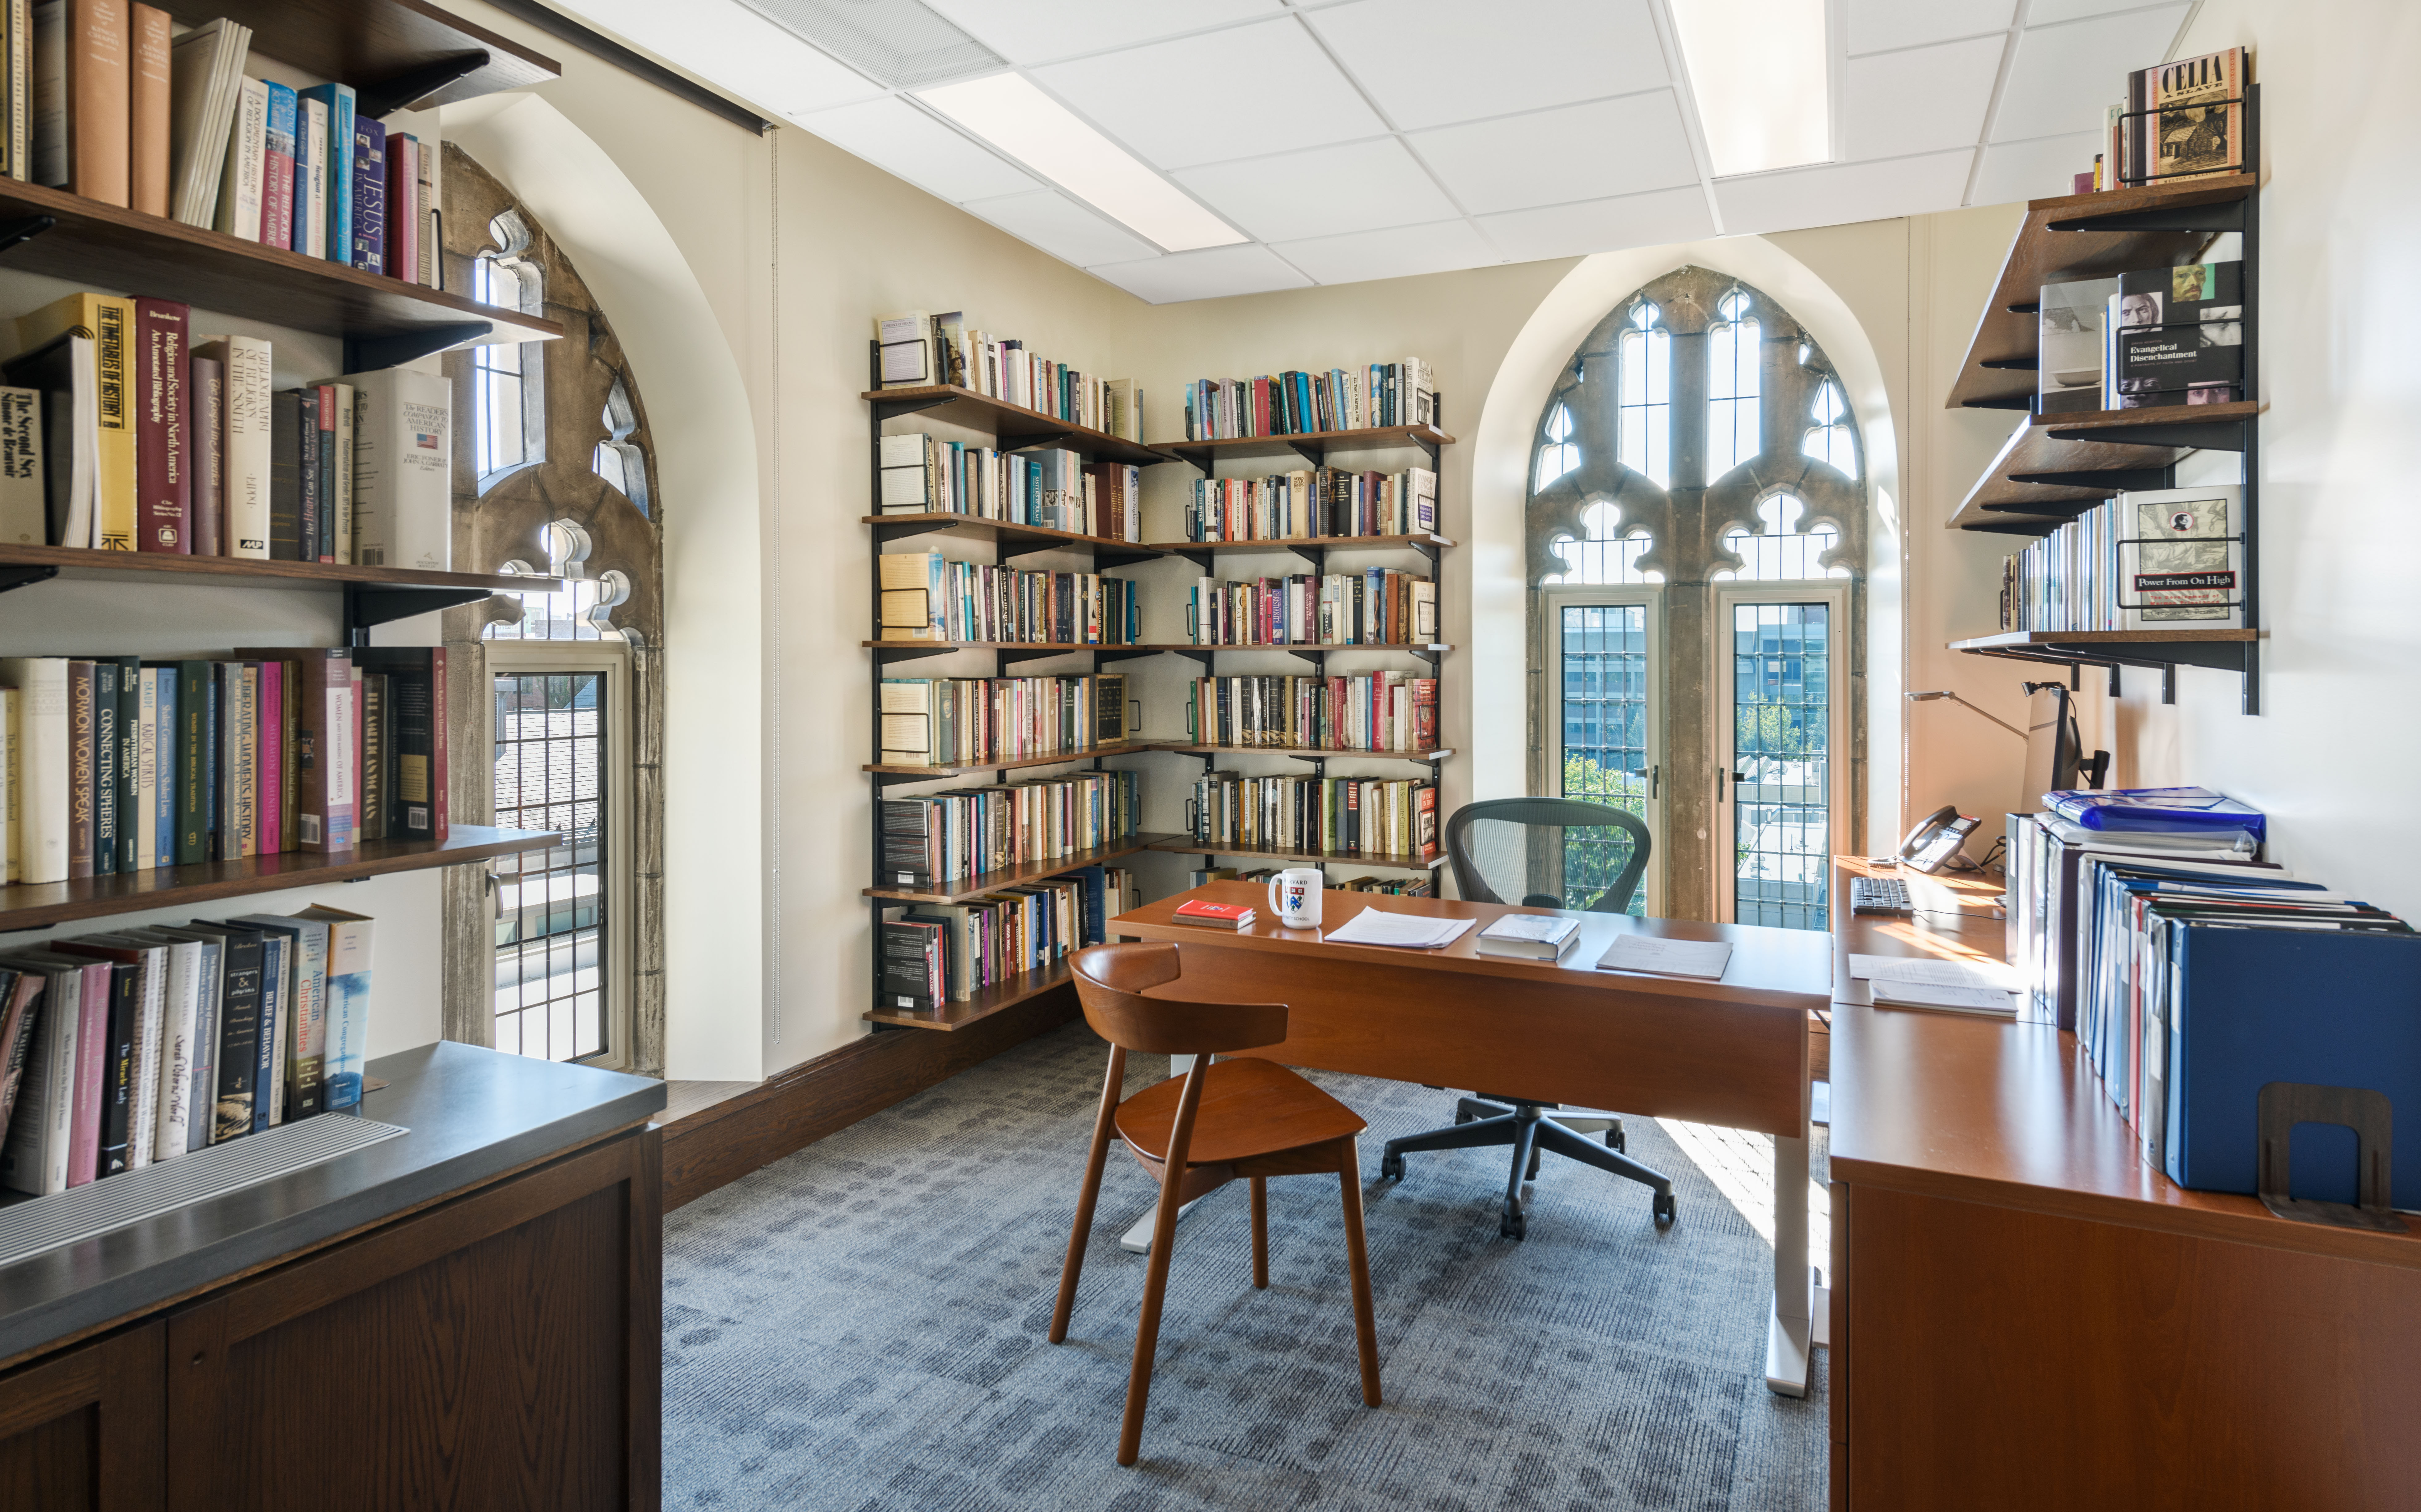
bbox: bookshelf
[0,546,566,638]
[1945,88,2262,712]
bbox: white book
[167,18,250,226]
[875,310,930,387]
[142,935,199,1157]
[139,927,221,1153]
[0,658,65,882]
[213,76,268,241]
[0,385,41,542]
[0,686,12,882]
[0,965,77,1194]
[298,97,328,260]
[194,335,270,558]
[342,367,449,571]
[134,666,155,870]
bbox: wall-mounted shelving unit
[1946,88,2262,713]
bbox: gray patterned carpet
[663,1020,1829,1510]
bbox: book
[254,657,279,853]
[310,382,333,560]
[415,134,437,285]
[124,1,161,214]
[0,333,86,547]
[17,292,135,549]
[2139,46,2247,186]
[173,920,255,1140]
[292,91,325,257]
[270,648,353,852]
[2037,277,2118,415]
[244,923,278,1129]
[148,661,171,862]
[3,0,27,184]
[186,352,218,555]
[0,383,41,542]
[0,959,76,1193]
[164,14,245,226]
[41,0,127,206]
[350,647,444,840]
[116,927,205,1153]
[85,656,114,874]
[1476,913,1582,959]
[63,657,91,876]
[358,671,384,841]
[296,82,351,263]
[257,78,291,247]
[135,926,218,1152]
[0,685,11,879]
[384,131,415,281]
[1171,898,1256,930]
[232,913,323,1120]
[0,968,40,1135]
[875,310,931,387]
[344,366,449,570]
[295,904,367,1109]
[265,384,300,558]
[326,379,351,562]
[132,662,152,868]
[210,71,264,239]
[157,657,203,863]
[2118,487,2241,630]
[348,114,382,272]
[131,296,187,551]
[877,914,942,1012]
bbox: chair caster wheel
[1608,1128,1627,1153]
[1380,1150,1405,1181]
[1454,1109,1472,1126]
[1500,1200,1525,1240]
[1653,1191,1676,1227]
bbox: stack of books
[2081,46,2248,192]
[0,904,376,1197]
[877,552,1141,645]
[1186,771,1437,861]
[877,434,1141,541]
[877,771,1141,890]
[1185,672,1438,753]
[876,673,1129,767]
[1189,570,1436,647]
[1998,486,2242,633]
[1181,361,1435,439]
[1185,466,1436,541]
[874,311,1142,442]
[878,863,1138,1012]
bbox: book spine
[7,0,27,186]
[313,384,335,561]
[358,672,383,842]
[186,355,220,555]
[291,924,323,1118]
[111,656,133,870]
[330,381,351,564]
[64,0,127,205]
[171,659,202,863]
[65,658,92,877]
[264,384,298,559]
[253,932,281,1128]
[96,963,133,1174]
[125,1,161,213]
[259,81,294,249]
[294,650,353,852]
[233,662,255,857]
[430,647,447,841]
[149,664,170,862]
[131,296,187,551]
[181,938,216,1152]
[290,388,317,560]
[152,943,193,1155]
[210,936,256,1140]
[0,975,70,1194]
[255,659,278,853]
[125,947,159,1165]
[92,294,133,549]
[317,915,366,1110]
[292,96,323,256]
[385,133,414,280]
[348,116,382,272]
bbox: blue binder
[2167,924,2421,1208]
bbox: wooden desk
[1112,880,1830,1396]
[1824,860,2421,1510]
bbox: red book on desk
[1172,899,1256,930]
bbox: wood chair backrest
[1071,943,1289,1057]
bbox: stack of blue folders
[2071,849,2420,1208]
[2046,785,2265,848]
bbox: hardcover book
[2119,486,2243,629]
[294,905,368,1109]
[131,297,188,551]
[0,383,42,543]
[16,292,135,549]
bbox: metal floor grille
[0,1116,408,1269]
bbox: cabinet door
[0,1322,164,1512]
[166,1127,660,1512]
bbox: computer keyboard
[1851,876,1912,916]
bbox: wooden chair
[1050,940,1382,1465]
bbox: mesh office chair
[1377,798,1677,1239]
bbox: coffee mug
[1267,867,1325,929]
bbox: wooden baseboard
[657,986,1082,1211]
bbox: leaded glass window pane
[1802,379,1858,479]
[1617,302,1671,488]
[1545,502,1661,585]
[1716,494,1846,581]
[1536,401,1580,489]
[1707,289,1760,479]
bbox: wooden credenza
[0,1042,665,1512]
[1824,860,2421,1510]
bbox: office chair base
[1381,1102,1673,1240]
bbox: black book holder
[2255,1082,2409,1232]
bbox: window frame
[1709,581,1850,928]
[1542,583,1666,917]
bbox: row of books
[2037,260,2243,415]
[2075,47,2248,193]
[877,770,1140,890]
[12,12,436,282]
[0,648,446,886]
[1186,863,1434,898]
[875,672,1130,769]
[877,435,1143,542]
[0,292,450,562]
[873,310,1143,442]
[1185,673,1439,754]
[878,863,1140,1012]
[1185,466,1437,542]
[1181,361,1436,440]
[0,904,374,1197]
[1184,772,1439,861]
[1188,571,1437,648]
[1997,486,2243,633]
[876,553,1142,646]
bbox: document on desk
[1596,934,1733,980]
[1868,978,2020,1016]
[1848,954,2016,991]
[1324,909,1476,949]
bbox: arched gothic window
[1544,500,1662,585]
[1535,401,1579,489]
[1714,494,1848,581]
[1803,377,1858,480]
[471,207,547,489]
[1706,288,1761,479]
[1616,300,1671,488]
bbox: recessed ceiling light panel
[1667,0,1832,178]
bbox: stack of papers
[1848,954,2020,1016]
[1324,909,1475,949]
[1596,934,1734,980]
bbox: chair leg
[1118,1062,1209,1467]
[1335,1140,1382,1408]
[1052,1045,1126,1345]
[1250,1176,1269,1290]
[1532,1115,1672,1193]
[1503,1117,1542,1226]
[1385,1111,1522,1160]
[1457,1096,1509,1123]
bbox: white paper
[1324,910,1475,949]
[1479,914,1578,943]
[1596,934,1734,980]
[1869,979,2020,1016]
[1848,954,2016,990]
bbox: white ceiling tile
[792,97,1039,203]
[962,188,1162,265]
[1410,93,1698,216]
[2023,0,2174,23]
[1087,243,1315,303]
[1304,0,1666,131]
[1845,0,2016,56]
[1268,218,1498,285]
[917,0,1287,67]
[556,0,884,116]
[1991,6,2192,142]
[1714,148,1974,235]
[1173,138,1457,243]
[1838,36,2006,161]
[1034,18,1385,169]
[1970,129,2100,205]
[1474,185,1715,262]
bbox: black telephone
[1898,806,1981,875]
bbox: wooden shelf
[1946,173,2257,412]
[864,742,1157,779]
[1147,837,1446,871]
[864,832,1183,905]
[0,825,559,935]
[1181,642,1451,656]
[864,959,1076,1032]
[1951,628,2258,678]
[0,180,560,369]
[1156,744,1451,763]
[864,384,1170,467]
[1141,532,1455,557]
[169,0,559,115]
[0,543,564,593]
[1154,424,1454,467]
[863,640,1151,653]
[863,514,1161,566]
[1948,403,2256,529]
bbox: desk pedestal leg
[1764,1124,1813,1398]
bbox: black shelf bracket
[1282,437,1329,468]
[871,394,957,421]
[2008,467,2175,490]
[1980,356,2039,371]
[0,214,57,258]
[869,643,960,667]
[871,518,961,545]
[999,646,1091,669]
[1961,393,2035,411]
[357,52,491,117]
[1096,647,1172,665]
[344,583,508,641]
[0,564,58,593]
[345,320,493,373]
[2050,198,2245,235]
[2046,420,2250,452]
[1000,426,1079,455]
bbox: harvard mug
[1267,867,1324,929]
